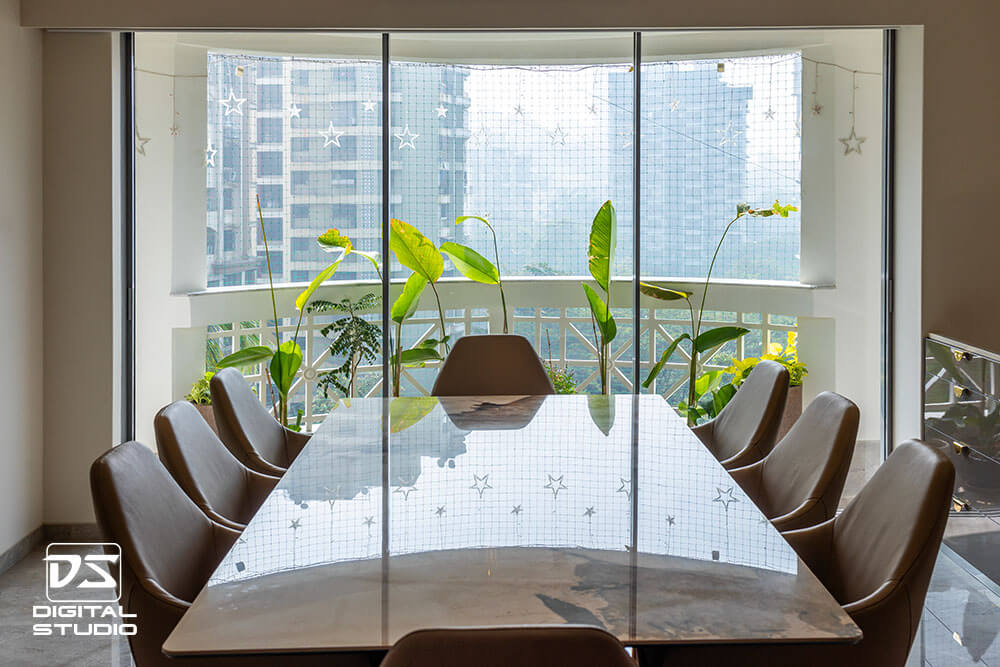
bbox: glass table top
[165,395,860,656]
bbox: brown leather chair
[431,334,555,396]
[154,400,279,531]
[91,441,372,667]
[210,367,310,475]
[692,359,789,469]
[729,391,859,532]
[637,439,955,667]
[381,626,635,667]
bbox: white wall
[804,30,885,441]
[0,0,43,553]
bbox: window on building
[257,84,282,111]
[261,218,283,242]
[223,229,236,252]
[257,151,283,177]
[258,117,283,144]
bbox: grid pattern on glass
[209,396,795,586]
[206,53,382,288]
[388,61,634,279]
[641,54,802,282]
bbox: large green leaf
[694,369,725,396]
[693,326,750,354]
[392,347,444,366]
[390,273,428,324]
[269,340,303,398]
[582,283,617,344]
[712,383,738,415]
[639,282,693,302]
[389,397,438,433]
[316,228,353,254]
[216,345,274,369]
[440,241,499,285]
[641,333,690,389]
[295,257,343,312]
[456,215,493,231]
[351,249,382,278]
[586,201,617,292]
[389,219,443,284]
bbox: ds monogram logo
[43,543,122,603]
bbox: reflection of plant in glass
[641,201,798,425]
[310,294,381,398]
[185,371,215,405]
[446,215,508,333]
[582,201,618,395]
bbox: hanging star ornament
[716,121,743,147]
[435,506,446,517]
[811,103,824,116]
[204,144,217,167]
[434,104,448,118]
[395,125,419,150]
[586,102,597,115]
[511,505,523,515]
[544,474,568,499]
[289,518,301,530]
[135,128,151,156]
[288,102,301,118]
[666,515,676,526]
[220,89,246,116]
[320,122,344,148]
[363,516,376,527]
[713,487,740,511]
[669,100,680,112]
[470,474,493,498]
[394,485,417,501]
[584,507,596,518]
[616,478,633,500]
[513,104,525,116]
[839,126,866,156]
[548,125,568,146]
[764,107,776,120]
[362,100,377,113]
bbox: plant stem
[695,213,741,338]
[486,223,508,334]
[393,321,402,397]
[428,282,449,352]
[257,195,288,426]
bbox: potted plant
[185,371,217,433]
[724,332,809,438]
[640,201,798,425]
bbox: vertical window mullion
[633,31,642,395]
[381,33,391,398]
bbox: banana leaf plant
[641,201,798,426]
[447,215,508,333]
[215,196,349,429]
[582,201,618,395]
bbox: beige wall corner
[0,0,44,554]
[42,31,117,525]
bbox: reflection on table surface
[165,395,859,655]
[212,395,794,583]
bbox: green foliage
[454,215,509,333]
[640,200,797,425]
[545,364,577,394]
[581,200,618,395]
[185,371,215,405]
[310,294,381,398]
[725,332,808,387]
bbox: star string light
[810,60,823,116]
[220,89,246,116]
[544,474,568,499]
[204,144,216,167]
[470,474,493,498]
[395,125,419,150]
[288,102,301,118]
[320,122,344,148]
[434,104,448,118]
[362,100,377,112]
[135,127,151,156]
[548,125,568,146]
[839,71,866,156]
[713,487,740,511]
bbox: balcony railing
[187,276,824,431]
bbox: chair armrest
[283,428,311,461]
[728,460,764,499]
[770,498,823,532]
[782,517,835,580]
[843,580,897,616]
[138,577,192,611]
[245,451,287,477]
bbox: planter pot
[777,384,803,442]
[192,402,218,435]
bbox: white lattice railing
[190,277,819,431]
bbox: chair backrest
[830,440,954,660]
[90,441,222,606]
[432,335,555,397]
[381,626,635,667]
[710,359,789,464]
[155,400,258,527]
[210,367,289,468]
[759,391,859,528]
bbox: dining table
[163,393,861,658]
